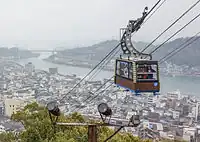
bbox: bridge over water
[29,49,59,52]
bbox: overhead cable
[59,43,120,101]
[159,32,200,64]
[141,0,200,53]
[149,12,200,55]
[71,76,114,112]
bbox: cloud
[0,0,199,48]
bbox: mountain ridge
[55,36,200,67]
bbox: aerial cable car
[114,7,160,95]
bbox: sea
[15,52,200,97]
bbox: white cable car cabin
[114,58,160,95]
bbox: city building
[24,62,35,74]
[4,99,25,117]
[0,101,4,116]
[172,111,180,119]
[167,89,181,100]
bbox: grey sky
[0,0,199,49]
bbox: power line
[72,47,120,105]
[60,1,164,110]
[143,0,167,24]
[83,24,200,112]
[149,12,200,55]
[146,0,162,16]
[69,0,200,111]
[130,0,167,40]
[159,33,200,64]
[59,43,120,101]
[71,0,166,110]
[88,0,165,90]
[69,0,162,108]
[75,82,114,112]
[59,0,164,102]
[84,81,114,104]
[159,31,200,63]
[87,48,120,82]
[141,0,200,53]
[71,77,114,112]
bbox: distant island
[0,47,40,59]
[43,36,200,77]
[45,36,200,68]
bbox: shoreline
[7,57,199,96]
[43,58,114,72]
[43,58,200,78]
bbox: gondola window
[116,60,132,79]
[136,64,158,82]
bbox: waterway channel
[16,52,200,96]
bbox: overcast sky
[0,0,199,49]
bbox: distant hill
[153,37,200,67]
[56,40,154,61]
[56,36,200,67]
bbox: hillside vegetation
[0,102,183,142]
[57,36,200,67]
[0,102,151,142]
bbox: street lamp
[98,103,112,116]
[98,103,112,123]
[47,101,61,116]
[98,103,141,142]
[47,101,60,133]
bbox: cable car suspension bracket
[120,6,152,60]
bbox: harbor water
[16,52,200,96]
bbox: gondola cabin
[114,58,160,95]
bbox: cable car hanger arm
[120,1,162,60]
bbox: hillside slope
[56,36,200,67]
[153,37,200,67]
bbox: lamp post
[97,103,141,142]
[47,102,141,142]
[47,101,60,133]
[47,101,61,117]
[98,103,112,123]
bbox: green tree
[0,132,16,142]
[0,102,154,142]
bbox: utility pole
[47,102,141,142]
[88,124,97,142]
[56,123,98,142]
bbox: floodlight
[47,101,60,116]
[98,103,112,116]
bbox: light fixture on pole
[47,101,61,117]
[98,103,112,123]
[47,101,60,133]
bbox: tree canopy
[0,102,183,142]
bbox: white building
[183,127,196,142]
[172,111,180,119]
[195,102,200,122]
[167,89,181,100]
[126,111,137,120]
[4,99,26,117]
[24,62,35,74]
[147,95,158,104]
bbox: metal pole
[88,125,97,142]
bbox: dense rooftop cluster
[0,61,199,141]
